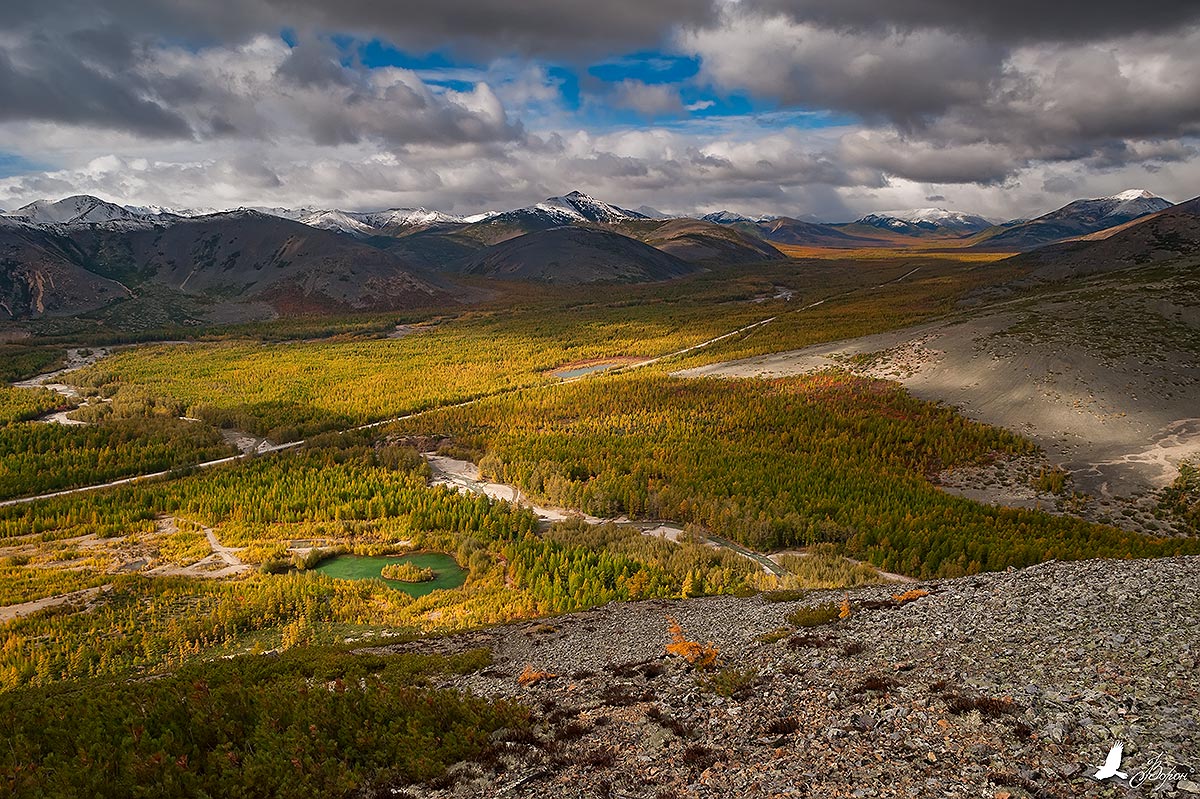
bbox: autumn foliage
[892,588,930,605]
[665,616,719,669]
[517,664,559,686]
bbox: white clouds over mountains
[0,1,1197,221]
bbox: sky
[0,0,1198,222]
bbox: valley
[0,186,1197,798]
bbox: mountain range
[0,188,1190,324]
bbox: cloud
[10,0,717,58]
[740,0,1200,43]
[0,32,190,138]
[1,0,1199,222]
[681,6,1200,184]
[611,80,684,116]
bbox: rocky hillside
[378,556,1199,798]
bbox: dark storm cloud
[743,0,1200,42]
[0,36,191,138]
[9,0,715,57]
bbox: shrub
[892,588,929,605]
[695,667,758,699]
[785,604,840,627]
[664,617,719,669]
[755,627,792,644]
[1033,467,1069,495]
[517,665,558,686]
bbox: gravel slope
[379,556,1200,798]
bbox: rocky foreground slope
[379,557,1199,798]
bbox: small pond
[552,362,622,379]
[313,552,467,597]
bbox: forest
[0,251,1193,796]
[391,371,1197,578]
[56,255,996,441]
[0,434,779,690]
[0,645,523,798]
[0,385,237,501]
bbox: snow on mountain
[298,207,465,236]
[634,205,671,220]
[855,207,993,235]
[250,207,321,221]
[531,191,646,224]
[699,210,776,224]
[356,208,463,228]
[1097,189,1172,220]
[123,204,219,218]
[5,195,143,225]
[299,210,378,236]
[461,210,501,224]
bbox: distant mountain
[299,207,463,238]
[631,219,785,263]
[0,218,133,317]
[531,191,646,224]
[1010,195,1200,280]
[124,204,219,218]
[0,211,449,319]
[455,227,696,285]
[970,189,1173,251]
[634,205,671,220]
[5,195,144,225]
[853,208,994,237]
[455,191,646,245]
[740,217,889,248]
[699,210,773,225]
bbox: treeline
[56,285,776,441]
[392,372,1199,578]
[0,345,66,382]
[0,645,524,798]
[1161,462,1199,532]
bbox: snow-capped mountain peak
[854,207,993,235]
[532,191,645,224]
[1098,189,1171,220]
[1107,188,1157,202]
[298,207,465,236]
[699,210,776,224]
[5,195,141,225]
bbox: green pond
[313,552,467,597]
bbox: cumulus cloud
[1,0,1199,221]
[680,5,1200,187]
